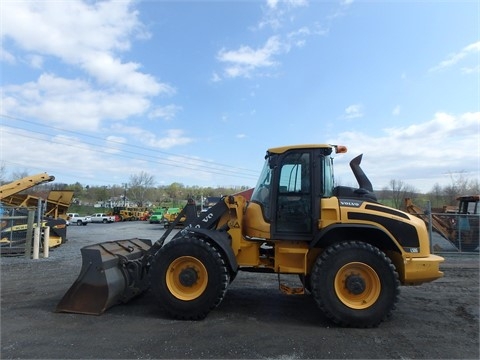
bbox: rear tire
[311,241,399,328]
[149,235,229,320]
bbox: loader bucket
[56,238,152,315]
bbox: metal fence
[2,203,478,257]
[428,211,479,253]
[0,205,44,257]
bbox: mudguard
[182,228,238,273]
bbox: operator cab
[247,144,340,241]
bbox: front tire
[149,235,229,320]
[311,241,399,328]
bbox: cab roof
[267,144,347,154]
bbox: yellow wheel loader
[57,144,444,327]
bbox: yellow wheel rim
[334,262,381,309]
[166,256,208,301]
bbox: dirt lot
[1,222,479,359]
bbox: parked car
[66,213,92,226]
[90,213,116,223]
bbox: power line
[0,114,261,185]
[1,125,258,180]
[1,114,259,176]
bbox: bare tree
[128,171,155,207]
[0,162,6,184]
[387,179,418,209]
[429,183,444,209]
[467,178,479,194]
[11,170,29,182]
[166,182,186,207]
[439,171,471,205]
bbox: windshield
[251,159,272,218]
[322,155,335,197]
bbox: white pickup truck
[90,213,116,223]
[67,213,92,226]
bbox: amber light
[334,145,348,154]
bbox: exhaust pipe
[349,154,374,192]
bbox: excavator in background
[0,173,70,249]
[406,196,479,252]
[455,195,479,251]
[57,144,444,328]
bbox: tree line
[377,172,479,211]
[1,166,478,212]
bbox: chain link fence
[428,211,479,253]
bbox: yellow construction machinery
[57,144,443,327]
[109,207,148,221]
[406,196,479,252]
[1,173,71,249]
[0,173,55,200]
[162,207,185,228]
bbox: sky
[1,0,479,193]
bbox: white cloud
[287,27,311,47]
[2,74,151,130]
[217,36,283,78]
[259,0,309,30]
[27,54,44,69]
[111,124,193,149]
[148,104,183,121]
[266,0,280,9]
[81,53,168,95]
[344,104,364,119]
[1,1,146,61]
[211,72,222,83]
[220,0,328,80]
[216,28,319,80]
[1,0,171,128]
[104,136,127,154]
[1,112,476,191]
[429,41,480,73]
[0,48,15,64]
[329,0,354,19]
[335,112,480,192]
[461,65,480,74]
[145,129,193,149]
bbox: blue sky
[1,0,478,193]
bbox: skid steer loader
[57,144,444,327]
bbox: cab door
[272,150,315,240]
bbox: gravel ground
[1,221,479,359]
